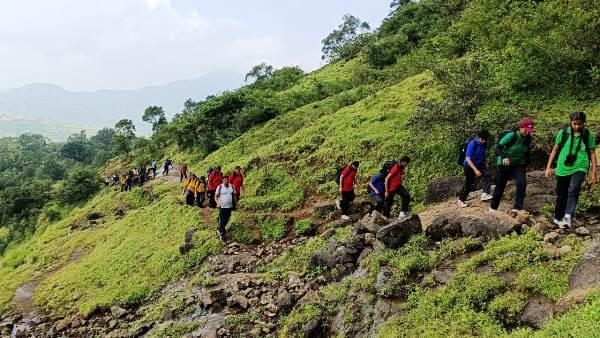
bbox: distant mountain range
[0,72,243,141]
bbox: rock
[320,228,335,239]
[364,233,376,246]
[430,269,453,284]
[277,291,295,313]
[327,219,352,228]
[86,211,104,220]
[202,288,227,309]
[108,320,118,330]
[55,319,70,332]
[308,237,365,272]
[515,210,530,225]
[575,227,591,236]
[0,320,13,330]
[425,176,462,204]
[569,239,600,290]
[559,245,573,255]
[110,306,127,319]
[179,242,194,254]
[227,294,249,310]
[369,299,402,336]
[426,216,462,241]
[544,232,560,243]
[375,266,399,297]
[313,202,336,218]
[354,211,389,234]
[519,296,553,329]
[288,273,303,288]
[376,215,422,248]
[554,288,593,316]
[302,318,327,338]
[132,323,153,337]
[542,243,561,259]
[249,327,262,337]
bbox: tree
[321,14,372,62]
[57,166,101,205]
[142,106,167,131]
[245,63,274,83]
[112,119,136,156]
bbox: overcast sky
[0,0,391,91]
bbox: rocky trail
[3,170,600,337]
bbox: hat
[519,118,535,132]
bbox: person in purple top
[458,129,492,207]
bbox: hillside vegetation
[1,0,600,337]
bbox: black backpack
[557,127,592,160]
[495,129,531,158]
[458,138,478,166]
[335,165,346,185]
[380,160,397,176]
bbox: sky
[0,0,391,91]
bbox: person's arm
[339,173,345,192]
[384,172,392,198]
[368,180,380,195]
[238,180,243,198]
[545,144,560,179]
[215,186,221,207]
[499,132,513,166]
[464,141,481,176]
[590,149,597,185]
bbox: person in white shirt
[215,176,236,241]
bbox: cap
[519,117,535,132]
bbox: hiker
[139,164,147,185]
[228,166,244,209]
[457,129,493,207]
[490,118,535,213]
[149,159,158,178]
[120,174,128,192]
[216,176,236,241]
[112,174,119,186]
[163,159,173,176]
[368,161,396,213]
[196,176,207,208]
[383,156,411,219]
[207,166,223,208]
[126,170,133,191]
[183,174,197,206]
[336,161,359,220]
[180,163,188,183]
[545,112,597,228]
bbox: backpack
[557,127,592,160]
[380,160,397,177]
[458,138,478,166]
[495,129,531,158]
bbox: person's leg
[383,191,397,218]
[197,194,205,208]
[554,175,570,220]
[480,165,492,195]
[565,171,587,218]
[373,194,384,212]
[459,166,476,202]
[397,185,411,213]
[513,165,527,210]
[218,208,232,238]
[207,190,216,208]
[340,191,350,215]
[180,172,183,182]
[490,166,510,210]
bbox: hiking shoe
[335,200,341,210]
[457,200,469,208]
[553,218,567,229]
[341,215,350,220]
[510,209,521,214]
[562,215,572,228]
[398,211,407,219]
[488,208,497,213]
[480,193,493,201]
[216,230,224,241]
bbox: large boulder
[426,176,463,204]
[426,212,518,241]
[519,296,553,329]
[568,239,600,290]
[376,215,422,248]
[308,237,365,273]
[354,211,390,234]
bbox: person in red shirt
[207,166,223,208]
[337,161,359,220]
[228,166,244,209]
[384,156,411,219]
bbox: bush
[294,219,315,237]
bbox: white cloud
[0,0,286,90]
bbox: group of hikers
[106,159,175,192]
[337,113,597,230]
[181,165,244,241]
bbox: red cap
[519,117,535,132]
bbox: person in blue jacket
[458,129,492,207]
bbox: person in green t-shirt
[545,112,597,228]
[490,117,534,213]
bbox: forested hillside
[1,0,599,337]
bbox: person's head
[234,165,242,173]
[215,166,221,172]
[570,111,586,132]
[200,176,206,182]
[518,117,535,136]
[222,176,229,184]
[477,129,491,144]
[399,156,411,167]
[351,161,360,169]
